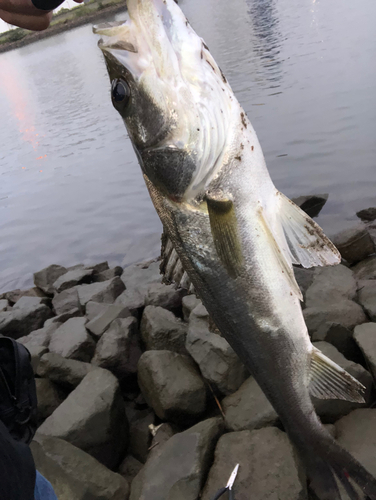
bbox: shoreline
[0,3,127,54]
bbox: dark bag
[0,337,38,444]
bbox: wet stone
[291,193,328,218]
[332,222,375,264]
[356,207,376,222]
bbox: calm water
[0,0,375,293]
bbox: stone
[115,289,145,318]
[149,423,178,460]
[138,350,207,423]
[29,345,49,372]
[291,193,328,218]
[34,265,68,295]
[335,409,376,477]
[118,455,143,485]
[312,342,373,422]
[31,434,129,500]
[303,300,367,338]
[293,267,315,303]
[4,287,46,305]
[49,318,95,362]
[221,376,278,431]
[201,427,306,500]
[35,378,64,425]
[332,223,375,264]
[130,417,223,500]
[356,207,376,222]
[305,265,357,308]
[92,317,142,379]
[0,300,53,339]
[38,369,128,469]
[182,294,201,321]
[0,299,8,312]
[313,323,359,360]
[37,353,97,390]
[85,301,110,321]
[86,304,131,339]
[77,277,125,307]
[353,323,376,380]
[186,321,247,396]
[191,302,210,321]
[144,282,185,313]
[86,261,109,273]
[353,256,376,280]
[358,280,376,321]
[13,295,50,308]
[121,261,161,291]
[53,268,94,293]
[93,266,123,282]
[17,322,60,349]
[128,411,155,464]
[44,308,82,326]
[140,306,187,354]
[52,287,82,316]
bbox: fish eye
[111,79,130,108]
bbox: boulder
[86,262,109,273]
[85,301,110,321]
[291,193,328,218]
[44,307,82,326]
[332,223,375,264]
[31,434,129,500]
[353,323,376,380]
[128,411,155,464]
[353,256,376,280]
[186,320,247,396]
[34,265,68,295]
[91,317,142,379]
[38,369,128,469]
[201,427,307,500]
[93,266,123,282]
[121,261,161,291]
[293,267,315,303]
[356,207,376,222]
[190,302,210,321]
[182,294,201,321]
[221,376,278,431]
[140,306,187,354]
[35,378,65,425]
[305,265,357,308]
[312,342,373,422]
[17,322,60,349]
[86,304,131,339]
[53,268,93,293]
[4,287,46,305]
[49,317,95,362]
[130,418,223,500]
[0,299,8,312]
[312,323,359,361]
[149,423,179,460]
[77,277,125,307]
[29,345,49,372]
[37,353,97,389]
[138,350,207,423]
[0,300,53,339]
[144,282,185,313]
[358,280,376,321]
[52,287,82,316]
[118,455,143,486]
[115,289,145,318]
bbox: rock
[17,322,60,349]
[4,287,46,305]
[13,295,50,308]
[201,427,307,500]
[191,302,209,321]
[86,304,131,339]
[38,369,128,469]
[293,267,315,302]
[121,261,161,291]
[93,266,123,282]
[128,411,155,464]
[144,282,185,313]
[221,376,278,431]
[115,289,145,318]
[335,409,376,477]
[182,294,201,321]
[138,350,207,423]
[186,321,247,396]
[304,300,367,339]
[92,317,142,379]
[118,455,143,485]
[353,256,376,280]
[0,299,9,311]
[356,207,376,222]
[77,277,125,307]
[34,265,68,295]
[44,307,82,326]
[291,193,328,218]
[130,417,223,500]
[86,261,109,273]
[37,353,97,389]
[53,268,94,293]
[35,379,64,425]
[31,434,129,500]
[29,345,49,372]
[0,300,53,339]
[305,265,357,308]
[140,306,187,354]
[358,280,376,321]
[85,301,110,321]
[353,323,376,380]
[332,223,375,264]
[149,423,178,460]
[52,287,82,316]
[49,318,95,362]
[313,323,359,360]
[312,342,373,422]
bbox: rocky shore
[0,199,375,499]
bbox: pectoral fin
[205,190,243,278]
[309,347,365,403]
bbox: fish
[93,1,376,498]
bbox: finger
[0,0,48,16]
[0,8,52,30]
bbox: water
[0,0,375,293]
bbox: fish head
[94,0,237,202]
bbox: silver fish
[94,2,376,498]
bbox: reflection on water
[0,0,376,292]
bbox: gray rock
[93,266,123,282]
[77,277,125,307]
[85,301,110,321]
[118,455,143,485]
[201,427,307,500]
[335,409,376,477]
[140,306,187,354]
[353,256,376,280]
[92,317,142,379]
[0,299,9,312]
[38,369,128,469]
[17,322,60,349]
[358,280,376,321]
[138,350,207,423]
[49,317,95,362]
[121,261,161,291]
[115,289,145,318]
[313,323,359,360]
[182,294,201,321]
[291,193,328,218]
[44,308,82,326]
[186,321,247,396]
[356,207,376,222]
[149,423,178,460]
[332,222,375,264]
[37,353,97,389]
[144,282,185,312]
[86,304,131,339]
[4,287,46,305]
[13,295,50,308]
[191,302,209,321]
[293,267,315,303]
[304,300,367,338]
[129,411,155,464]
[86,261,110,273]
[29,345,49,372]
[353,323,376,380]
[0,300,53,339]
[221,376,278,431]
[305,265,357,308]
[130,417,223,500]
[34,265,68,295]
[53,268,94,293]
[31,434,129,500]
[312,342,373,422]
[35,378,64,425]
[52,287,82,316]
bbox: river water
[0,0,375,292]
